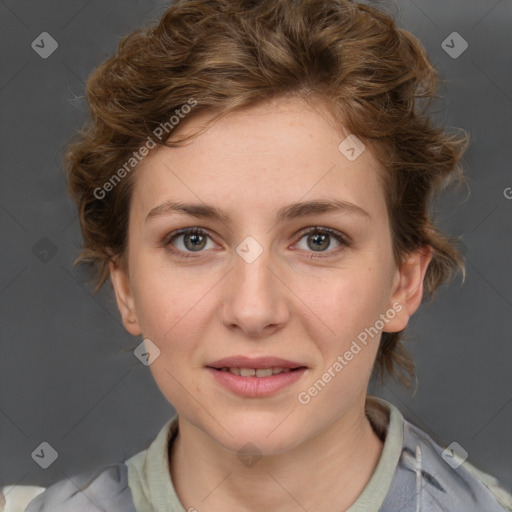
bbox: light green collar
[347,396,404,511]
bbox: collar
[125,395,404,512]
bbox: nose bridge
[237,243,271,289]
[233,235,276,302]
[221,234,288,335]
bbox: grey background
[1,0,511,492]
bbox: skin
[110,96,432,511]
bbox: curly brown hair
[64,0,468,386]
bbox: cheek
[127,255,171,334]
[134,273,209,404]
[300,261,393,356]
[137,284,198,341]
[131,258,216,352]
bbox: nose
[219,241,290,338]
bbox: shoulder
[1,485,46,511]
[381,417,512,512]
[1,463,136,512]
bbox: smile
[213,367,300,377]
[206,366,307,397]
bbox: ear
[384,245,433,333]
[108,256,143,336]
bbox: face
[110,97,431,455]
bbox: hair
[64,0,468,387]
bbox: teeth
[256,368,273,377]
[220,367,296,377]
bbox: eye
[164,227,216,257]
[163,226,350,259]
[294,226,350,258]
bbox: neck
[169,396,384,512]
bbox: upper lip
[206,356,307,370]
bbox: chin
[206,414,306,457]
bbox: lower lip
[206,367,307,397]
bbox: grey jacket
[13,399,512,511]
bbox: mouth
[208,366,306,378]
[208,366,306,377]
[206,356,307,375]
[205,356,308,397]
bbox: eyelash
[162,226,351,260]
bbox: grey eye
[296,229,343,253]
[168,229,214,253]
[182,232,208,251]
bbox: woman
[4,0,511,510]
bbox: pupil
[186,233,206,251]
[309,233,329,251]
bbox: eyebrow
[145,199,371,224]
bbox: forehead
[131,97,387,225]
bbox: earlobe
[108,258,143,336]
[384,245,433,333]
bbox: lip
[206,367,307,397]
[206,356,306,370]
[205,356,308,398]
